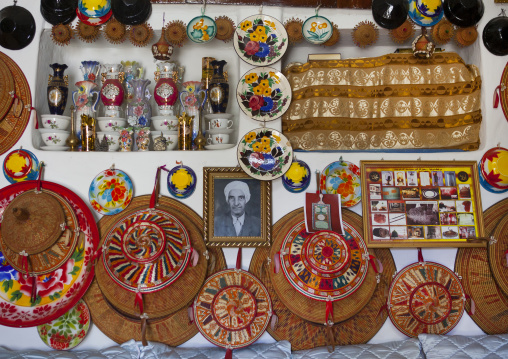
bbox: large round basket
[489,214,508,297]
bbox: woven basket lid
[431,20,454,44]
[194,268,272,350]
[489,213,508,297]
[455,26,478,47]
[0,57,14,123]
[96,195,208,318]
[271,208,376,324]
[352,21,378,48]
[249,208,395,351]
[388,261,465,337]
[0,189,79,275]
[455,198,508,334]
[1,190,65,255]
[85,246,226,345]
[389,20,415,43]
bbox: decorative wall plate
[78,0,111,18]
[237,67,291,122]
[416,0,442,17]
[0,180,99,327]
[280,225,369,302]
[408,0,443,27]
[478,163,508,194]
[2,149,39,184]
[302,15,333,44]
[320,161,362,207]
[76,8,111,26]
[167,164,197,199]
[194,268,272,349]
[102,208,191,294]
[237,128,292,181]
[388,261,465,337]
[89,168,133,216]
[187,15,216,44]
[37,299,90,350]
[479,147,508,189]
[234,14,287,66]
[282,159,311,193]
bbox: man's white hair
[224,181,250,203]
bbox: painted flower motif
[78,307,89,325]
[260,97,274,112]
[337,181,355,198]
[255,26,266,35]
[259,79,270,88]
[39,326,48,337]
[78,330,86,339]
[249,95,263,111]
[344,199,358,207]
[185,83,196,93]
[0,252,17,282]
[262,86,272,96]
[0,302,17,317]
[253,85,264,96]
[50,332,70,350]
[138,116,148,127]
[250,32,260,42]
[133,106,144,117]
[273,134,281,142]
[185,94,197,107]
[245,41,260,55]
[245,73,258,84]
[75,94,88,108]
[171,169,193,190]
[245,132,257,143]
[256,42,270,57]
[87,73,96,82]
[127,116,137,127]
[18,259,75,298]
[104,169,115,177]
[90,200,102,212]
[252,141,271,153]
[260,137,271,146]
[264,20,276,28]
[240,20,252,31]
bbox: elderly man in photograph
[214,180,261,237]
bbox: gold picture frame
[204,167,271,247]
[360,160,485,248]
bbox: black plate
[41,6,77,25]
[443,0,484,27]
[483,16,508,56]
[41,0,78,12]
[0,5,36,51]
[111,0,151,25]
[372,0,408,29]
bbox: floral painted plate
[89,168,133,216]
[37,299,90,350]
[2,149,39,184]
[234,14,288,66]
[237,67,291,122]
[237,128,292,181]
[0,180,99,327]
[167,165,197,199]
[187,15,217,44]
[408,0,443,27]
[320,161,362,207]
[302,15,333,44]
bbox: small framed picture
[204,167,271,247]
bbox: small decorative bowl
[150,131,178,151]
[167,165,197,199]
[282,159,311,193]
[479,147,508,189]
[96,131,120,151]
[151,116,178,132]
[97,117,127,132]
[478,163,508,194]
[39,129,70,146]
[41,115,71,130]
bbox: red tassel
[417,248,424,263]
[376,304,388,318]
[494,85,501,108]
[135,290,144,315]
[325,300,333,323]
[225,348,232,359]
[465,294,476,315]
[270,313,278,331]
[149,165,168,209]
[21,253,29,276]
[504,249,508,268]
[36,162,45,192]
[368,255,383,274]
[190,247,199,267]
[188,304,194,324]
[236,247,242,270]
[91,245,104,266]
[274,252,280,274]
[31,276,37,303]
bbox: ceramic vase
[126,79,151,128]
[121,61,143,101]
[100,64,125,117]
[135,127,150,151]
[154,61,182,116]
[180,81,206,143]
[209,60,229,113]
[72,80,100,121]
[47,63,69,115]
[118,128,134,152]
[80,60,100,83]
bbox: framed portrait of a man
[204,167,271,247]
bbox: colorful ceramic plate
[302,15,333,44]
[2,149,39,184]
[234,14,288,66]
[37,299,90,350]
[187,15,217,44]
[102,208,191,293]
[0,180,99,327]
[89,168,133,216]
[194,268,272,349]
[479,147,508,189]
[167,165,197,199]
[478,163,508,194]
[282,159,311,193]
[320,161,362,207]
[388,261,465,337]
[408,0,444,27]
[237,67,291,122]
[78,0,111,18]
[237,128,292,181]
[76,8,112,26]
[280,225,369,302]
[416,0,442,17]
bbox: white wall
[0,0,507,350]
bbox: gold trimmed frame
[204,167,271,247]
[360,160,485,248]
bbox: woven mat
[0,56,14,125]
[0,51,31,156]
[96,195,208,318]
[85,246,225,345]
[269,208,376,324]
[455,198,508,334]
[490,212,508,297]
[249,208,394,350]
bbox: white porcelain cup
[96,131,120,151]
[208,118,233,130]
[206,133,229,145]
[152,116,179,132]
[39,129,70,146]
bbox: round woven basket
[250,209,394,350]
[96,195,208,318]
[85,246,226,345]
[489,205,508,298]
[455,198,508,334]
[269,208,377,324]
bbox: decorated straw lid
[352,21,379,48]
[431,19,454,45]
[389,19,415,43]
[388,253,465,337]
[489,214,508,297]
